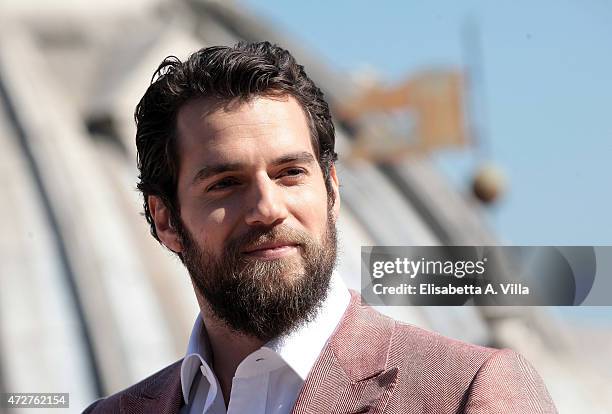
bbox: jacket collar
[119,360,183,414]
[291,291,399,414]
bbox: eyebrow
[271,151,316,168]
[192,151,316,184]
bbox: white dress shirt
[179,273,351,414]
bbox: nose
[244,173,289,227]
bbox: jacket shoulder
[348,296,496,368]
[81,359,183,414]
[464,348,558,413]
[391,318,496,362]
[389,316,501,392]
[382,315,556,412]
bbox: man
[84,42,557,413]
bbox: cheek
[197,209,228,250]
[181,202,232,244]
[207,207,227,224]
[288,185,329,232]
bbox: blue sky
[242,0,612,246]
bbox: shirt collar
[180,272,350,404]
[263,273,350,379]
[180,314,214,405]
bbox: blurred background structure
[0,0,610,412]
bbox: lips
[242,241,299,254]
[240,240,301,260]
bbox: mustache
[227,225,313,255]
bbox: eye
[280,167,306,177]
[277,167,308,186]
[207,177,240,192]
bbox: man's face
[155,95,340,340]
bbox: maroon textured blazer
[84,292,557,413]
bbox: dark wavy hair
[135,41,337,243]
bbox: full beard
[179,214,337,342]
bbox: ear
[148,195,183,253]
[329,164,341,220]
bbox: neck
[197,298,265,406]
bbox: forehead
[175,95,315,164]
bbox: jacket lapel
[120,394,162,414]
[292,291,398,414]
[119,360,184,414]
[332,367,398,414]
